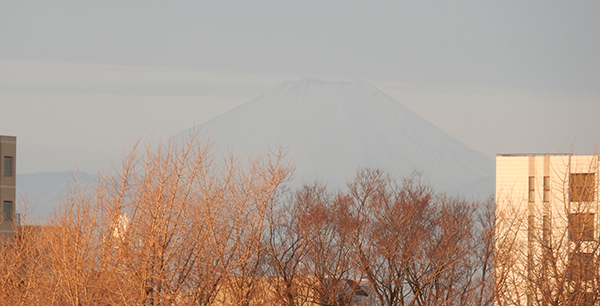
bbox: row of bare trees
[264,169,495,306]
[0,138,495,306]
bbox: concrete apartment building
[0,135,16,241]
[496,154,599,306]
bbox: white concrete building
[496,154,599,306]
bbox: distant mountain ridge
[180,79,494,195]
[17,171,97,222]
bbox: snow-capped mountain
[179,79,494,195]
[18,79,494,222]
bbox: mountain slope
[180,79,494,194]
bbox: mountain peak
[273,78,381,95]
[180,80,493,195]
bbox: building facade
[496,154,599,306]
[0,135,16,241]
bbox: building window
[568,252,595,282]
[570,173,596,202]
[543,176,550,202]
[3,156,13,177]
[569,213,595,242]
[528,176,535,202]
[3,201,13,222]
[542,214,551,245]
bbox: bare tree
[340,169,494,306]
[216,151,291,306]
[295,184,362,306]
[264,186,311,306]
[0,223,51,305]
[0,135,291,306]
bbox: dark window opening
[569,252,595,282]
[3,201,13,222]
[543,176,550,202]
[529,176,535,202]
[569,213,595,242]
[3,156,13,177]
[571,173,595,202]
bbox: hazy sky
[1,1,599,174]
